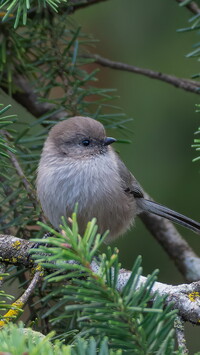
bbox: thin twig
[86,53,200,95]
[19,269,42,304]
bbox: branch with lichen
[1,233,200,325]
[0,268,43,327]
[174,316,189,354]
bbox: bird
[36,116,200,242]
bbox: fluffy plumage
[37,116,200,240]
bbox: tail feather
[137,198,200,234]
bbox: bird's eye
[82,139,91,147]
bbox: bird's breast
[37,151,136,239]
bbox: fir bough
[0,322,123,354]
[30,213,181,354]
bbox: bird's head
[47,116,116,159]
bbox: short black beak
[104,137,117,146]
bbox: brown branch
[176,0,200,15]
[10,76,66,120]
[86,54,200,95]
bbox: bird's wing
[115,154,144,198]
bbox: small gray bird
[37,116,200,241]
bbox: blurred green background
[1,0,200,351]
[72,1,200,351]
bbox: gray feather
[136,198,200,234]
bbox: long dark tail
[137,198,200,234]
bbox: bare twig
[176,0,200,15]
[19,269,42,304]
[86,53,200,95]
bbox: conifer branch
[1,233,200,325]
